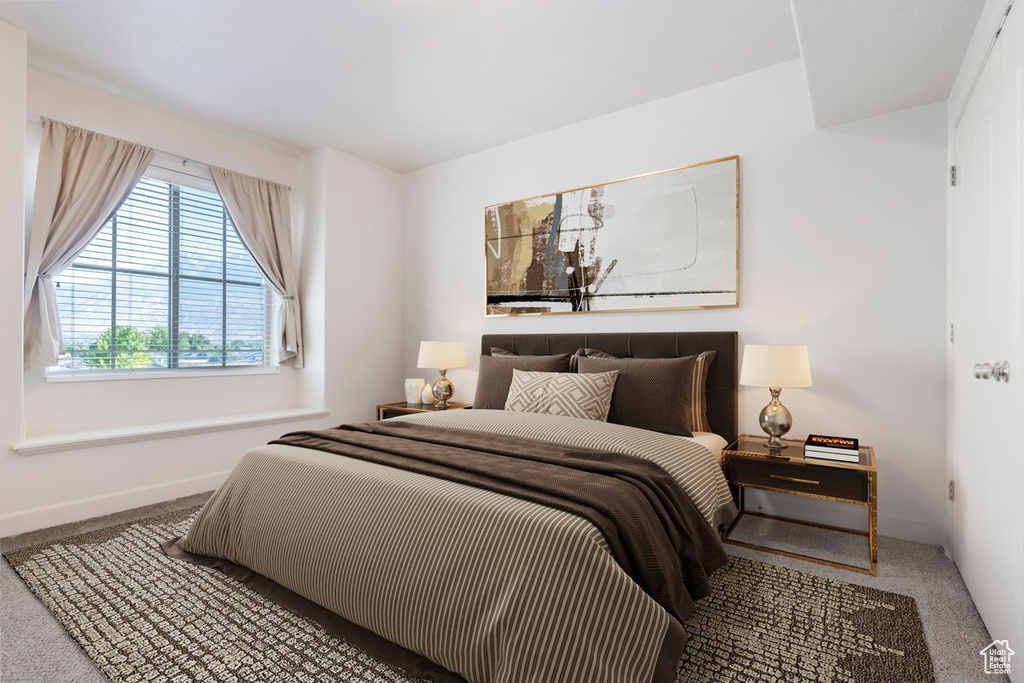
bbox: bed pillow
[684,351,716,432]
[494,345,590,372]
[576,351,716,436]
[578,347,618,359]
[504,369,619,421]
[568,347,617,371]
[473,353,573,409]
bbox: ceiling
[0,0,985,173]
[791,0,987,129]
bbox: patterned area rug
[4,506,934,683]
[678,557,934,683]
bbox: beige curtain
[210,166,303,367]
[24,120,155,369]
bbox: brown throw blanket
[272,420,727,623]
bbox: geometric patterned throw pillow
[504,369,618,421]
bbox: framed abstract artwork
[485,155,739,316]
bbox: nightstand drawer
[725,457,868,503]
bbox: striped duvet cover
[177,410,737,683]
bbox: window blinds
[54,176,272,371]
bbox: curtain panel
[23,120,155,369]
[210,166,303,368]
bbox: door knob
[993,361,1011,383]
[973,361,1010,381]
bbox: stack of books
[804,434,860,463]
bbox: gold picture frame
[484,155,740,317]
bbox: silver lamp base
[758,387,793,451]
[432,369,455,409]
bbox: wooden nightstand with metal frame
[375,401,471,420]
[721,434,878,576]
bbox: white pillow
[504,369,618,422]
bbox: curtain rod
[29,113,293,191]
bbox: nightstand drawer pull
[770,474,819,486]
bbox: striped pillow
[688,351,716,432]
[576,351,716,435]
[505,369,618,422]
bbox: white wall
[300,147,406,425]
[0,21,29,530]
[403,59,948,545]
[0,46,405,536]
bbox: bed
[166,331,739,683]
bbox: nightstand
[721,434,877,576]
[375,401,471,420]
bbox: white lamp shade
[417,341,467,370]
[739,345,812,388]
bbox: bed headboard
[480,331,738,445]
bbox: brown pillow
[577,351,716,435]
[473,353,573,409]
[568,346,616,371]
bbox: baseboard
[878,515,945,547]
[0,470,230,538]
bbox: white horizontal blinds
[175,182,267,367]
[54,175,270,371]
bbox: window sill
[13,408,330,455]
[45,365,281,383]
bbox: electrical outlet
[949,480,955,501]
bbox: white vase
[421,382,437,405]
[404,378,425,404]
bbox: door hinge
[996,0,1014,38]
[949,480,955,501]
[950,165,957,187]
[950,323,955,344]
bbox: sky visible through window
[54,177,270,370]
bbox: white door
[952,4,1024,677]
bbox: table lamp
[417,341,467,409]
[739,344,812,450]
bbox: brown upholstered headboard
[480,331,739,445]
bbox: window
[53,172,276,373]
